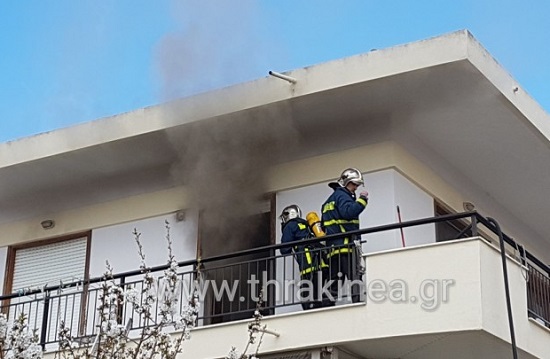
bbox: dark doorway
[199,206,274,324]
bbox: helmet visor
[280,206,301,224]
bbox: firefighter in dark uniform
[321,168,368,303]
[279,204,329,310]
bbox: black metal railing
[0,211,548,349]
[527,263,550,327]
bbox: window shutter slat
[12,237,87,290]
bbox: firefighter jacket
[321,186,368,256]
[280,218,325,275]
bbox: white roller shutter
[10,236,88,342]
[12,236,88,290]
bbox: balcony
[1,212,549,358]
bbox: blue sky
[1,1,549,143]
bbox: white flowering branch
[56,220,199,359]
[0,312,42,359]
[226,292,278,359]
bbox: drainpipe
[487,217,518,359]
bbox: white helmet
[338,168,364,187]
[280,205,302,224]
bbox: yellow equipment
[306,211,325,237]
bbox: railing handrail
[2,210,548,301]
[475,215,549,275]
[197,210,550,277]
[197,211,481,263]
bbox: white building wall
[89,211,198,278]
[358,169,436,252]
[358,169,399,252]
[0,247,6,294]
[397,134,550,263]
[0,157,456,298]
[393,170,436,247]
[0,212,199,297]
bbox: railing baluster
[471,214,478,237]
[118,276,126,324]
[40,292,50,349]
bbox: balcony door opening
[198,196,274,324]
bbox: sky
[1,0,549,143]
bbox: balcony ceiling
[1,30,549,249]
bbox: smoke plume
[170,105,300,256]
[155,0,269,100]
[156,1,301,256]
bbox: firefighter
[279,204,329,310]
[321,168,368,303]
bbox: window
[434,201,472,242]
[3,232,91,342]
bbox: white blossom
[101,319,126,338]
[226,347,242,359]
[124,286,140,304]
[55,222,199,359]
[0,313,8,342]
[0,313,42,359]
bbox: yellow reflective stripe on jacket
[300,248,317,274]
[322,219,355,247]
[323,219,360,226]
[294,246,314,266]
[339,225,349,246]
[300,261,329,275]
[322,201,336,213]
[324,223,352,258]
[297,247,329,274]
[326,247,353,258]
[297,223,308,230]
[323,198,366,214]
[305,248,312,265]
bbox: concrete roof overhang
[1,30,550,247]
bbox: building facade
[0,30,549,358]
